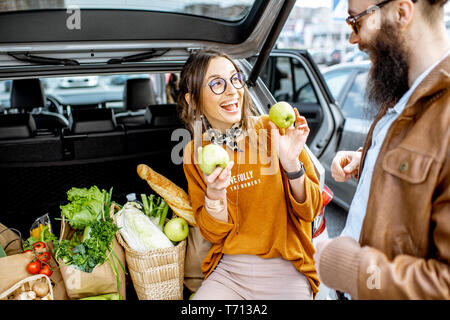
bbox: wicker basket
[116,231,186,300]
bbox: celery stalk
[158,201,169,229]
[141,194,150,216]
[148,194,154,216]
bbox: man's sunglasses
[346,0,417,35]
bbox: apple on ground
[163,217,189,242]
[269,101,296,129]
[198,144,230,175]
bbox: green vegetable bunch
[140,193,170,230]
[54,186,124,274]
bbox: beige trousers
[192,254,313,300]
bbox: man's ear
[395,0,415,29]
[185,93,195,109]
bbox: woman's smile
[219,100,240,113]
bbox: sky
[295,0,332,8]
[296,0,450,12]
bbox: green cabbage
[116,202,173,252]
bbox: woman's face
[200,56,244,132]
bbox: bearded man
[314,0,450,299]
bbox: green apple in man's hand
[198,144,230,175]
[269,101,296,129]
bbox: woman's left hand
[269,108,310,172]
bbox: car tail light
[312,184,334,239]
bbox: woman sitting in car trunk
[178,49,322,299]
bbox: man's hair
[425,0,448,5]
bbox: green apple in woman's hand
[198,144,230,175]
[269,101,296,129]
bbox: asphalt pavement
[324,201,348,238]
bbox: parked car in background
[309,48,343,67]
[59,75,99,89]
[343,50,369,63]
[328,49,343,66]
[321,61,372,209]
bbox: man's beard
[363,21,410,118]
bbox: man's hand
[313,236,362,297]
[313,239,333,279]
[331,150,362,182]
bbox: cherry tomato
[26,261,41,275]
[39,264,53,277]
[38,252,51,263]
[23,249,32,254]
[32,241,46,253]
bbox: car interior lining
[116,78,157,127]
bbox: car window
[0,73,165,114]
[256,55,318,104]
[323,70,352,99]
[0,0,255,22]
[0,80,11,110]
[341,71,368,119]
[292,59,318,104]
[272,57,293,101]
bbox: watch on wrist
[284,162,305,180]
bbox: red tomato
[39,264,53,277]
[38,252,51,263]
[26,261,41,275]
[23,249,32,254]
[32,241,46,253]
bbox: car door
[255,49,373,211]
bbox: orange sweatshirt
[183,116,323,295]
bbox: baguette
[137,164,196,226]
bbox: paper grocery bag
[0,223,23,256]
[58,235,127,300]
[183,226,211,293]
[0,251,69,300]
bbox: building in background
[277,0,450,66]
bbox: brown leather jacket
[355,56,450,299]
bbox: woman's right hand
[198,147,234,200]
[331,150,361,182]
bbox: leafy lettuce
[60,186,105,230]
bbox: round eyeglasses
[207,72,246,95]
